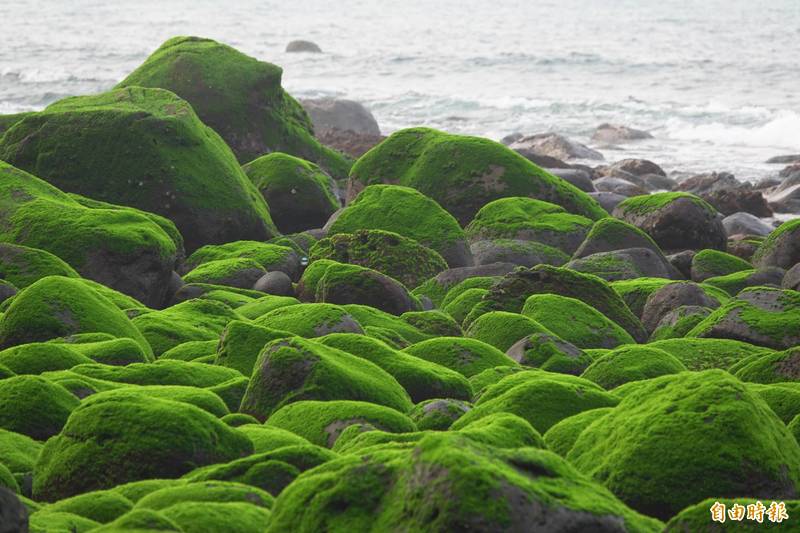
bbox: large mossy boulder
[753,218,800,270]
[313,261,421,315]
[254,303,364,338]
[465,265,647,342]
[33,391,253,501]
[267,432,662,532]
[182,241,301,280]
[0,87,277,253]
[0,162,178,307]
[464,310,554,352]
[613,192,726,252]
[243,152,340,233]
[116,36,350,177]
[567,370,800,520]
[0,276,152,358]
[266,400,416,448]
[403,337,517,378]
[0,376,79,440]
[309,229,448,288]
[347,127,607,225]
[687,287,800,350]
[317,334,472,403]
[465,197,594,254]
[329,185,472,268]
[580,345,687,389]
[240,337,412,420]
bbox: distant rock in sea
[286,40,323,53]
[591,123,653,143]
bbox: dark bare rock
[470,239,569,268]
[0,487,27,533]
[591,124,653,143]
[508,133,604,161]
[753,219,800,269]
[666,250,695,280]
[722,212,775,236]
[286,40,322,53]
[766,154,800,164]
[566,247,679,282]
[766,170,800,213]
[639,173,675,191]
[780,162,800,178]
[641,282,719,334]
[588,192,627,213]
[606,158,665,177]
[783,263,800,291]
[593,177,648,197]
[514,149,572,169]
[546,168,595,192]
[676,172,772,217]
[726,235,763,262]
[253,271,294,296]
[316,129,386,159]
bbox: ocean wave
[664,111,800,149]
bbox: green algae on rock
[464,310,554,352]
[116,36,351,177]
[407,398,472,431]
[505,332,593,375]
[348,127,607,225]
[318,334,472,403]
[309,229,448,288]
[183,241,300,280]
[567,370,800,520]
[244,152,341,233]
[0,243,80,290]
[162,501,272,533]
[690,248,753,282]
[240,337,413,420]
[313,261,421,315]
[543,407,614,457]
[266,432,662,532]
[664,498,800,532]
[182,258,267,289]
[580,345,687,389]
[522,293,635,349]
[265,399,416,447]
[0,86,278,253]
[0,375,79,440]
[734,347,800,384]
[33,392,253,501]
[254,302,364,338]
[215,320,294,377]
[753,218,800,270]
[403,336,517,378]
[330,184,473,268]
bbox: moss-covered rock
[53,335,152,366]
[67,359,240,388]
[132,299,242,356]
[522,293,636,349]
[566,247,678,281]
[182,258,266,289]
[243,152,340,233]
[649,338,771,372]
[453,370,619,433]
[267,432,661,532]
[567,370,800,520]
[44,490,134,523]
[28,510,100,533]
[183,241,301,281]
[0,87,277,253]
[0,375,79,440]
[611,277,728,318]
[89,508,181,532]
[342,304,430,345]
[160,339,219,362]
[254,302,364,338]
[0,243,80,290]
[400,310,462,337]
[733,347,800,384]
[464,310,554,352]
[236,425,312,453]
[465,265,647,342]
[703,267,787,297]
[318,334,472,402]
[328,185,472,268]
[613,192,727,252]
[214,320,294,377]
[117,36,350,177]
[688,287,800,350]
[439,276,500,308]
[0,343,94,375]
[134,480,272,511]
[33,391,253,501]
[0,428,42,480]
[0,162,179,307]
[543,407,613,457]
[469,238,570,268]
[753,218,800,270]
[266,400,416,447]
[403,337,517,378]
[0,276,153,358]
[691,249,753,282]
[506,332,593,375]
[236,294,300,320]
[649,305,712,341]
[348,127,607,225]
[313,261,421,315]
[407,398,472,431]
[580,345,687,389]
[309,229,447,288]
[443,287,489,325]
[465,197,594,254]
[240,337,412,420]
[573,217,667,260]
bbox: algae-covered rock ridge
[0,34,798,532]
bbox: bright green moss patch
[117,36,350,177]
[567,370,800,520]
[543,407,613,457]
[691,248,752,281]
[254,302,364,338]
[0,243,79,289]
[183,258,266,289]
[649,338,771,371]
[89,509,181,532]
[0,343,93,375]
[0,428,42,476]
[236,295,300,320]
[614,191,713,217]
[580,345,687,389]
[237,424,312,453]
[440,276,500,308]
[329,185,471,268]
[215,320,294,376]
[341,304,429,344]
[240,337,412,420]
[348,127,607,224]
[522,293,635,349]
[574,217,665,258]
[505,332,593,375]
[160,339,219,362]
[403,337,517,378]
[183,241,299,278]
[28,510,100,533]
[407,398,472,431]
[0,375,79,440]
[443,287,489,325]
[45,490,134,523]
[135,480,273,511]
[465,310,554,352]
[310,229,448,288]
[266,400,416,447]
[400,310,462,337]
[734,347,800,384]
[33,392,253,501]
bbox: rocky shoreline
[0,36,799,532]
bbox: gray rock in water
[301,98,381,137]
[753,219,800,270]
[286,40,322,53]
[588,191,627,213]
[766,154,800,164]
[606,158,665,177]
[722,212,774,236]
[766,170,800,213]
[546,168,595,192]
[515,148,571,169]
[254,271,294,297]
[591,123,653,143]
[641,282,719,333]
[593,176,648,197]
[509,133,603,161]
